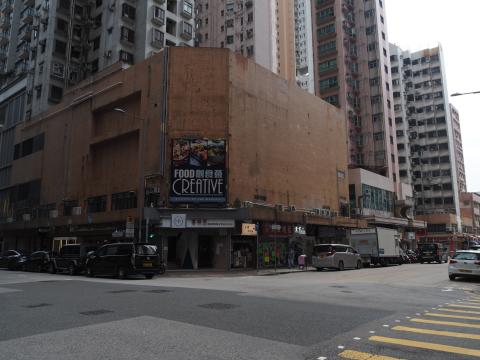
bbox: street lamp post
[451,91,480,97]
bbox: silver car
[448,250,480,281]
[312,244,362,271]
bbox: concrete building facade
[460,192,480,238]
[0,48,361,269]
[294,0,315,93]
[450,104,466,194]
[194,0,296,81]
[311,0,400,194]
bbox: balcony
[17,44,30,60]
[22,8,35,24]
[20,26,32,42]
[0,17,11,30]
[1,1,13,14]
[0,30,9,46]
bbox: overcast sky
[386,0,480,192]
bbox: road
[0,263,479,360]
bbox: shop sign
[262,223,294,236]
[125,216,135,238]
[170,138,226,204]
[294,225,306,235]
[351,228,376,235]
[171,214,187,228]
[161,216,234,229]
[241,223,258,236]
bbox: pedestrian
[288,248,295,269]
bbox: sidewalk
[163,267,313,278]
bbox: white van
[312,244,362,271]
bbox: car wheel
[356,260,362,269]
[159,264,166,275]
[68,264,76,276]
[316,267,323,271]
[449,274,456,281]
[145,274,154,279]
[48,263,56,274]
[338,261,344,271]
[117,267,127,280]
[86,266,94,277]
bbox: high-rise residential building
[294,0,314,93]
[390,44,463,235]
[194,0,296,81]
[311,0,400,195]
[0,0,195,209]
[0,0,195,118]
[450,104,467,194]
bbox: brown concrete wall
[227,52,349,211]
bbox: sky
[386,0,480,192]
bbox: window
[365,25,376,35]
[319,58,337,73]
[368,60,378,69]
[121,3,136,20]
[119,50,134,64]
[120,26,135,44]
[319,76,338,90]
[87,195,107,213]
[63,200,78,216]
[322,95,339,106]
[317,23,335,37]
[182,1,193,18]
[367,42,377,52]
[397,143,405,150]
[54,40,67,56]
[49,86,63,102]
[153,6,165,24]
[111,191,137,210]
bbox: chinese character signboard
[170,139,226,204]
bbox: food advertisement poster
[170,139,226,204]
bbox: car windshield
[135,244,157,255]
[419,244,436,251]
[453,252,480,261]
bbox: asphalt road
[0,264,479,360]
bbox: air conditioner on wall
[23,214,31,222]
[72,207,82,216]
[49,210,58,219]
[242,201,253,208]
[313,208,322,215]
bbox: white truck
[349,227,402,267]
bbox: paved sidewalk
[163,267,314,278]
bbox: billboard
[170,139,226,204]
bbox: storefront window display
[257,238,288,268]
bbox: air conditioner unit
[104,50,112,58]
[242,201,253,208]
[23,214,31,222]
[287,205,296,212]
[321,209,331,217]
[72,206,82,216]
[274,204,284,212]
[49,210,58,219]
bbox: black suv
[0,250,26,270]
[418,243,448,263]
[85,243,163,279]
[49,244,98,275]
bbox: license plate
[458,269,472,273]
[143,262,152,268]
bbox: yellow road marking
[370,336,480,357]
[425,312,480,321]
[338,350,402,360]
[449,304,480,310]
[393,325,480,340]
[465,300,480,304]
[458,303,480,306]
[411,318,480,329]
[438,308,480,315]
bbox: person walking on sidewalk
[288,248,295,269]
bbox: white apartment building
[294,0,314,93]
[0,0,195,118]
[195,0,295,81]
[390,44,462,231]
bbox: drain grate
[198,303,238,310]
[108,289,137,294]
[23,303,52,308]
[79,309,114,316]
[144,289,172,293]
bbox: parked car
[417,243,448,263]
[21,251,52,272]
[312,244,362,271]
[0,250,26,270]
[49,244,98,275]
[448,250,480,280]
[85,243,163,279]
[469,245,480,251]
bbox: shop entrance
[198,235,214,268]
